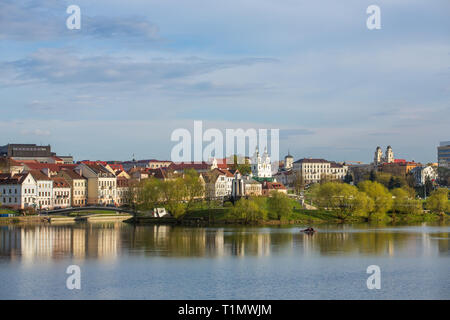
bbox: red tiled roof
[29,170,52,181]
[51,177,70,188]
[169,162,210,171]
[263,182,287,190]
[60,168,85,180]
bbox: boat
[301,227,316,234]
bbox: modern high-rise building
[438,141,450,168]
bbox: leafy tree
[183,169,205,210]
[391,188,422,215]
[139,177,163,211]
[230,154,252,175]
[311,182,373,219]
[426,188,449,215]
[343,172,353,184]
[230,198,267,222]
[358,180,393,218]
[267,191,293,220]
[369,170,376,182]
[161,178,187,218]
[293,171,305,195]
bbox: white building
[293,158,348,184]
[203,168,230,199]
[51,177,71,209]
[0,172,37,209]
[251,147,272,178]
[30,171,53,210]
[284,152,294,170]
[410,166,438,186]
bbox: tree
[293,171,305,195]
[139,177,163,211]
[426,188,449,215]
[231,154,251,175]
[311,182,373,219]
[343,172,353,184]
[358,180,393,218]
[391,188,422,215]
[369,170,376,182]
[183,169,205,210]
[267,191,293,220]
[160,178,187,218]
[230,198,267,222]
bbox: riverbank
[128,207,448,226]
[0,213,132,225]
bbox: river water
[0,221,449,299]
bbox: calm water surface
[0,222,449,299]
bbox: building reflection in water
[0,223,122,262]
[0,223,448,260]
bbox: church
[374,146,394,165]
[251,147,272,178]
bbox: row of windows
[99,180,116,187]
[1,188,18,195]
[2,197,18,204]
[54,191,70,197]
[54,199,70,205]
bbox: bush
[426,188,449,215]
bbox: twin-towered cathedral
[374,145,394,165]
[251,146,272,178]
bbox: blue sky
[0,0,449,163]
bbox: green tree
[426,188,449,215]
[311,182,373,219]
[267,191,293,220]
[139,177,163,211]
[230,198,267,222]
[358,180,393,218]
[183,169,205,210]
[293,171,305,195]
[161,178,187,218]
[391,188,422,215]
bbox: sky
[0,0,449,163]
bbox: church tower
[374,146,383,165]
[385,146,394,163]
[251,146,272,178]
[284,150,294,170]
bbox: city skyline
[0,0,449,163]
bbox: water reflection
[0,222,449,261]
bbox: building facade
[438,141,450,168]
[293,158,348,184]
[76,163,117,205]
[51,177,71,209]
[57,169,87,206]
[251,147,272,178]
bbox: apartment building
[293,158,348,184]
[51,177,71,209]
[76,163,117,205]
[0,172,37,209]
[29,171,53,209]
[57,169,87,207]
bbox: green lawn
[0,208,17,215]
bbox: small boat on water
[301,227,316,234]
